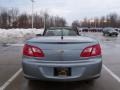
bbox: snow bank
[0,28,44,44]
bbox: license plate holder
[54,67,71,76]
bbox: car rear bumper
[22,58,102,81]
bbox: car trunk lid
[27,36,97,61]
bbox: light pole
[89,19,94,28]
[44,12,48,30]
[103,20,107,27]
[94,20,96,28]
[31,0,34,29]
[44,13,46,30]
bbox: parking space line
[0,68,22,90]
[0,44,23,52]
[1,65,120,90]
[0,46,13,51]
[103,64,120,83]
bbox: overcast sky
[0,0,120,24]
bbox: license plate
[54,67,71,76]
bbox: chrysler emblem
[57,49,64,53]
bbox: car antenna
[61,28,63,40]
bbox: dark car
[103,28,119,37]
[115,28,120,33]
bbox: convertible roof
[43,27,80,36]
[48,27,72,30]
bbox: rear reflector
[80,44,101,57]
[23,44,44,57]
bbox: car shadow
[27,80,95,90]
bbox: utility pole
[94,21,96,28]
[31,0,34,29]
[44,13,46,30]
[44,13,48,30]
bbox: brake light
[80,44,101,57]
[23,44,44,57]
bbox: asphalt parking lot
[0,32,120,90]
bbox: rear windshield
[44,29,78,36]
[109,29,115,32]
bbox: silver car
[22,27,102,82]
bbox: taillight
[80,44,101,57]
[23,44,44,57]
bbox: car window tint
[44,29,77,36]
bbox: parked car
[103,28,119,36]
[22,27,102,82]
[115,28,120,33]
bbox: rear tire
[24,76,38,83]
[28,79,35,82]
[103,33,105,36]
[85,75,100,83]
[85,79,95,84]
[109,34,112,36]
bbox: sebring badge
[57,49,64,53]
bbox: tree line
[0,8,66,29]
[72,13,120,28]
[1,7,120,29]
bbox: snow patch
[0,28,44,44]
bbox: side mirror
[36,34,42,36]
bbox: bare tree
[0,9,8,28]
[8,8,19,28]
[0,7,67,29]
[79,13,120,28]
[18,13,29,28]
